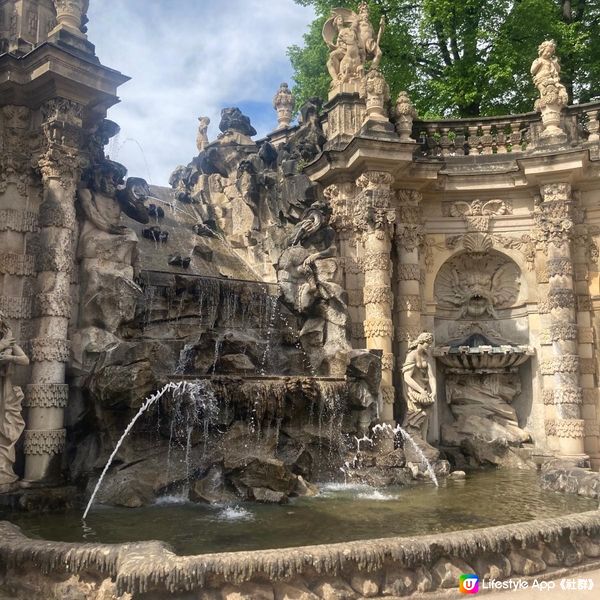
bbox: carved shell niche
[434,250,521,319]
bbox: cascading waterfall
[83,380,217,520]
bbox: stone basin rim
[1,509,600,594]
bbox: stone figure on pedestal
[323,4,385,91]
[0,314,29,493]
[531,40,569,141]
[402,332,435,439]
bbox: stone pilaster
[536,183,586,459]
[353,171,396,423]
[23,98,84,485]
[394,190,424,361]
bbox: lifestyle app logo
[459,574,479,594]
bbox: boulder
[508,548,546,575]
[311,577,357,600]
[273,581,319,600]
[431,557,474,589]
[221,582,274,600]
[383,568,415,596]
[349,573,379,597]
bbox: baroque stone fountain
[1,2,600,599]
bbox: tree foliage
[288,0,600,118]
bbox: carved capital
[395,326,422,343]
[395,224,424,252]
[354,171,395,233]
[540,183,571,203]
[24,384,69,409]
[29,338,71,363]
[364,318,394,338]
[325,184,353,232]
[23,429,66,456]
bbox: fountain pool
[2,470,595,556]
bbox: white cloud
[87,0,314,185]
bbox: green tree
[288,0,600,118]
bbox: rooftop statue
[531,40,569,141]
[323,4,384,90]
[196,116,210,153]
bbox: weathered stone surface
[431,557,474,589]
[273,581,319,600]
[383,568,415,596]
[217,353,256,373]
[508,548,546,575]
[189,465,237,505]
[349,573,379,597]
[473,553,511,580]
[311,577,357,600]
[221,582,274,600]
[541,461,600,499]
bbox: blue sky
[87,1,314,186]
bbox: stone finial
[531,40,569,142]
[394,91,417,142]
[273,83,295,129]
[51,0,88,38]
[196,116,210,153]
[361,68,390,123]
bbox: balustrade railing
[410,100,600,158]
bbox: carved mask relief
[435,251,521,319]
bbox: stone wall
[1,512,600,598]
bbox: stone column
[23,98,84,485]
[353,171,396,423]
[394,190,424,377]
[537,183,586,459]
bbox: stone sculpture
[362,68,390,123]
[0,313,29,493]
[323,4,384,91]
[277,200,350,376]
[443,373,531,448]
[196,116,210,153]
[402,332,435,439]
[531,40,569,141]
[394,91,417,141]
[435,253,520,319]
[273,83,295,129]
[77,165,150,332]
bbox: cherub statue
[531,40,568,111]
[402,332,435,439]
[0,314,29,493]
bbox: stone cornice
[0,42,129,112]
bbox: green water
[2,470,597,556]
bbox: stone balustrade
[410,100,600,157]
